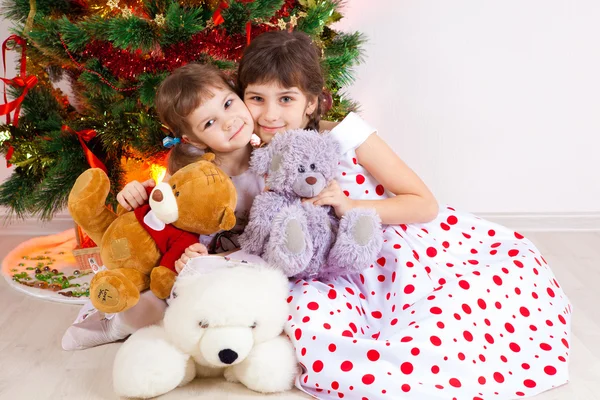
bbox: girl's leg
[61,290,167,350]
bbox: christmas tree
[0,0,364,221]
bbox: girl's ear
[182,134,207,150]
[305,96,318,116]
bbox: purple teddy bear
[239,129,383,280]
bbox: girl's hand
[116,179,156,211]
[303,180,355,218]
[175,243,209,273]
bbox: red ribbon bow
[62,125,108,174]
[1,35,38,167]
[212,1,254,46]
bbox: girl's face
[243,82,317,144]
[184,87,254,153]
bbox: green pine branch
[161,2,204,46]
[107,15,158,52]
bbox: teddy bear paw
[264,206,314,277]
[90,270,140,314]
[325,208,384,278]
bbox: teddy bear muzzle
[149,182,179,224]
[292,172,326,198]
[198,327,254,367]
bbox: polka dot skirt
[285,114,571,399]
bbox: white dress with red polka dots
[285,113,572,400]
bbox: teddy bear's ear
[201,153,216,162]
[219,206,236,231]
[249,145,275,176]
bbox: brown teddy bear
[68,153,237,313]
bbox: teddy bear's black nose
[218,349,238,364]
[305,176,317,185]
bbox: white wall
[2,1,600,215]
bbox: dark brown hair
[237,30,325,131]
[155,63,235,174]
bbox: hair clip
[162,137,181,148]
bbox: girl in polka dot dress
[237,31,572,399]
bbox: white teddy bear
[112,256,299,398]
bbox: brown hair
[237,30,325,131]
[155,63,235,174]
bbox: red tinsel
[78,0,298,82]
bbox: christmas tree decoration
[0,0,365,221]
[1,229,93,303]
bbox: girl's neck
[211,144,253,177]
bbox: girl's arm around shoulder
[354,133,438,224]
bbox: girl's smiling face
[244,82,317,144]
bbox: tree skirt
[2,229,93,304]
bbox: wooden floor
[0,232,599,400]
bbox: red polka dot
[558,314,567,325]
[377,257,386,266]
[376,185,385,196]
[404,284,415,294]
[401,362,414,374]
[324,323,331,329]
[493,372,505,383]
[328,343,337,352]
[524,379,536,388]
[485,333,494,344]
[362,374,375,385]
[478,299,487,310]
[505,323,515,333]
[522,363,530,370]
[343,190,350,197]
[462,304,472,314]
[430,306,442,315]
[547,287,555,297]
[371,311,382,319]
[478,376,486,385]
[295,328,302,340]
[447,215,458,225]
[367,350,380,361]
[401,336,413,342]
[356,174,365,184]
[520,307,530,317]
[513,260,524,268]
[331,381,339,390]
[411,347,420,356]
[431,365,440,374]
[313,360,324,372]
[493,275,503,285]
[427,247,438,257]
[307,302,319,311]
[341,361,353,371]
[488,229,496,236]
[463,331,473,342]
[562,338,570,349]
[401,384,411,392]
[544,366,557,375]
[459,280,470,290]
[509,342,521,352]
[430,336,442,346]
[328,289,337,299]
[540,343,552,351]
[515,232,524,239]
[449,378,462,388]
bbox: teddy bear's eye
[175,191,180,197]
[172,184,176,189]
[250,322,257,329]
[298,165,306,173]
[310,164,316,171]
[199,321,209,329]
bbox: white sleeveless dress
[285,113,571,400]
